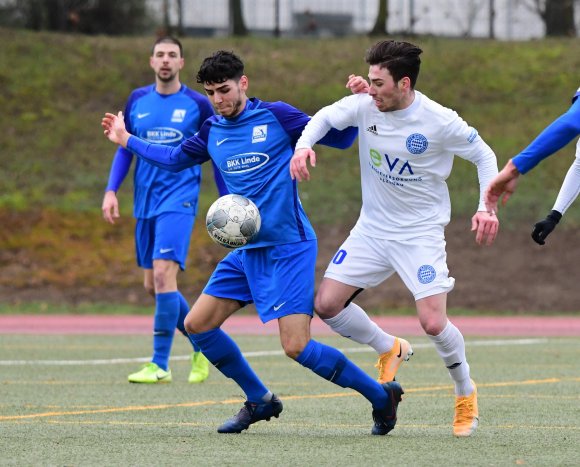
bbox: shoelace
[454,398,474,424]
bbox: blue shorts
[135,212,195,270]
[203,240,317,323]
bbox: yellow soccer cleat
[453,379,479,437]
[188,351,210,384]
[128,362,172,384]
[375,337,413,383]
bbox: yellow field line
[0,377,577,421]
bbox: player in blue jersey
[102,50,404,435]
[485,87,580,244]
[102,36,227,385]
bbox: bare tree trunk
[369,0,389,36]
[526,0,576,37]
[176,0,183,36]
[489,0,495,39]
[230,0,248,36]
[162,0,171,35]
[544,0,575,36]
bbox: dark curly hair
[196,50,244,85]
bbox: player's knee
[314,293,341,320]
[153,270,169,291]
[420,317,446,336]
[281,335,309,360]
[183,313,198,335]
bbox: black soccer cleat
[217,395,283,434]
[371,381,404,435]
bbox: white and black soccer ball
[206,194,261,249]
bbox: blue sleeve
[267,101,358,149]
[319,125,358,149]
[512,98,580,174]
[106,146,133,192]
[127,120,212,172]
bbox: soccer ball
[206,194,261,249]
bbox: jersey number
[332,249,347,265]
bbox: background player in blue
[101,36,227,384]
[102,50,404,435]
[485,86,580,244]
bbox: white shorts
[324,230,455,300]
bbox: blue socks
[296,339,387,409]
[152,292,181,371]
[175,292,201,353]
[186,330,388,408]
[189,328,269,403]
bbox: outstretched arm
[101,111,208,172]
[511,98,580,174]
[485,98,580,213]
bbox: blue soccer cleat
[217,395,283,433]
[371,381,404,435]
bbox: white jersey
[296,91,498,239]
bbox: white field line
[0,338,548,366]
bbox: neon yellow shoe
[128,362,172,384]
[188,351,209,384]
[453,380,479,437]
[375,337,413,383]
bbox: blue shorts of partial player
[203,240,317,323]
[135,212,195,270]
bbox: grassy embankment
[1,29,578,313]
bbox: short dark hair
[365,40,422,88]
[152,36,183,57]
[196,50,244,85]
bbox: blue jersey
[512,86,580,174]
[126,97,357,249]
[106,84,226,219]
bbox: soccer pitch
[1,334,578,466]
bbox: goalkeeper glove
[531,210,562,245]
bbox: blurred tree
[230,0,247,36]
[369,0,388,36]
[521,0,576,36]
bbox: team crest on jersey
[171,109,186,122]
[252,125,268,143]
[417,265,436,284]
[406,133,428,154]
[221,152,269,173]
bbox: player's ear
[239,75,249,92]
[398,77,411,91]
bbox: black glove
[531,210,562,245]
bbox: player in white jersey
[290,40,499,437]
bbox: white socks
[429,320,473,396]
[322,302,395,354]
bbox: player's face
[204,76,248,118]
[150,43,183,83]
[367,65,410,112]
